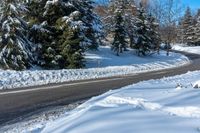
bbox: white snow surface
[4,71,200,133]
[193,80,200,88]
[40,71,200,133]
[0,46,189,89]
[172,44,200,55]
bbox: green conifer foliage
[73,0,103,50]
[0,0,35,70]
[135,4,151,56]
[147,15,161,54]
[28,0,84,69]
[60,26,84,69]
[181,7,195,45]
[111,10,127,56]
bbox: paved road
[0,51,200,125]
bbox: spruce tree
[193,15,200,46]
[193,9,200,25]
[0,0,36,70]
[60,26,84,69]
[27,0,85,69]
[124,1,138,48]
[181,7,195,45]
[57,10,84,68]
[111,9,127,56]
[147,14,161,54]
[135,4,151,56]
[27,0,56,68]
[72,0,103,50]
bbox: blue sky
[182,0,200,10]
[95,0,200,10]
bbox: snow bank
[193,80,200,88]
[172,44,200,55]
[0,46,189,89]
[6,71,200,133]
[40,71,200,133]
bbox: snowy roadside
[0,101,85,133]
[3,71,200,133]
[0,46,189,90]
[172,44,200,55]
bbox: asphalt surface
[0,51,200,125]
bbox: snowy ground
[3,71,200,133]
[0,46,189,89]
[172,44,200,55]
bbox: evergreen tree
[135,4,151,56]
[72,0,103,50]
[147,14,161,54]
[181,7,195,45]
[125,2,138,48]
[27,0,85,69]
[193,9,200,25]
[111,9,127,56]
[58,10,84,68]
[106,0,160,56]
[193,14,200,45]
[105,0,128,38]
[0,0,36,70]
[60,26,84,69]
[27,0,57,68]
[41,0,75,68]
[26,0,103,69]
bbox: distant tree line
[95,0,161,56]
[177,7,200,46]
[96,0,200,55]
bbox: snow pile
[193,80,200,88]
[41,71,200,133]
[5,71,200,133]
[172,44,200,55]
[0,46,189,89]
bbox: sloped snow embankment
[5,71,200,133]
[0,46,189,89]
[39,71,200,133]
[193,80,200,88]
[172,44,200,55]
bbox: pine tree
[27,0,58,68]
[105,0,160,56]
[26,0,103,69]
[111,9,127,56]
[0,0,36,70]
[181,7,195,45]
[135,4,151,56]
[121,0,138,48]
[193,9,200,25]
[60,26,84,69]
[193,15,200,46]
[105,0,128,38]
[57,10,84,68]
[72,0,103,50]
[27,0,85,69]
[147,14,161,54]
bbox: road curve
[0,51,200,125]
